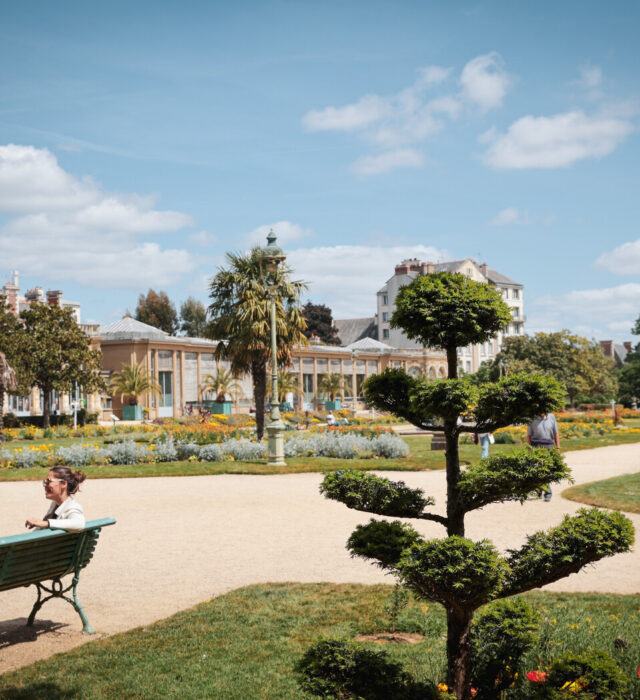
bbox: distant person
[478,432,494,459]
[25,466,86,532]
[526,413,560,502]
[326,412,336,426]
[304,410,310,429]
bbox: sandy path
[1,442,639,674]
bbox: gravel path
[1,442,639,674]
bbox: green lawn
[3,431,640,481]
[1,584,639,699]
[563,472,640,514]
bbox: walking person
[478,432,494,459]
[526,412,560,501]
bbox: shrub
[530,649,628,699]
[222,439,267,460]
[176,441,201,460]
[371,433,410,458]
[471,597,539,697]
[198,444,223,462]
[0,449,13,467]
[104,440,147,465]
[296,639,442,699]
[13,449,40,468]
[56,444,97,467]
[154,437,179,462]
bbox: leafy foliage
[321,470,433,518]
[471,597,539,697]
[179,297,208,337]
[135,289,178,335]
[363,369,426,427]
[318,372,350,401]
[110,362,161,406]
[206,247,307,439]
[347,519,421,570]
[392,272,511,356]
[533,649,628,699]
[504,508,634,596]
[201,367,243,402]
[458,448,571,512]
[296,639,442,699]
[302,302,342,345]
[411,378,477,422]
[398,537,508,608]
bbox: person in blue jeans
[526,413,560,501]
[478,432,493,458]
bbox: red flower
[526,670,547,683]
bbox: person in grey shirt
[526,413,560,501]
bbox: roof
[99,316,169,340]
[486,268,521,286]
[333,317,377,346]
[346,337,395,352]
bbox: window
[382,312,389,322]
[382,294,388,305]
[512,289,520,300]
[512,307,519,319]
[465,361,471,373]
[382,328,389,339]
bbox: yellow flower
[438,683,448,692]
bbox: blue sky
[1,0,639,341]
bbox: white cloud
[243,220,314,247]
[352,149,424,176]
[482,110,634,169]
[0,144,198,289]
[460,52,510,111]
[579,65,603,90]
[189,230,217,247]
[528,283,640,340]
[595,239,640,275]
[288,243,452,318]
[301,54,508,175]
[489,207,531,226]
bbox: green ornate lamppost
[260,230,286,466]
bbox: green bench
[0,518,116,634]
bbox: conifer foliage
[315,273,634,699]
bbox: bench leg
[26,577,94,634]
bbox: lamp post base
[266,418,286,466]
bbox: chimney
[5,288,18,315]
[11,270,19,288]
[624,342,632,352]
[47,290,63,307]
[480,263,489,277]
[395,263,409,275]
[599,340,613,358]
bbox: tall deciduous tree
[19,303,106,428]
[491,331,618,406]
[617,316,640,406]
[0,297,27,429]
[179,297,208,337]
[0,352,17,430]
[314,273,633,698]
[206,248,307,439]
[135,289,178,335]
[302,302,341,345]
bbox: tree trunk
[445,419,464,537]
[446,606,474,699]
[0,385,5,431]
[252,359,267,440]
[42,388,51,429]
[447,346,458,379]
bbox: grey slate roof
[99,316,169,339]
[486,268,521,286]
[334,317,377,346]
[346,337,395,352]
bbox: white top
[43,497,85,532]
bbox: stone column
[30,386,41,416]
[313,357,318,410]
[180,351,186,410]
[172,350,178,417]
[196,353,202,406]
[60,393,70,415]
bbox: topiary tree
[317,273,634,699]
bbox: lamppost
[261,230,286,466]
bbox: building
[375,258,524,373]
[1,270,82,322]
[600,340,633,367]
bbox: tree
[201,366,244,403]
[316,273,634,699]
[0,352,17,430]
[302,303,341,345]
[110,362,161,406]
[317,372,350,401]
[0,298,28,429]
[617,316,640,407]
[488,331,618,406]
[18,303,106,428]
[266,370,304,403]
[179,297,208,337]
[135,289,178,335]
[206,248,307,440]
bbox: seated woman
[25,466,87,532]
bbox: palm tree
[317,372,350,402]
[0,351,17,430]
[266,371,303,403]
[110,362,161,406]
[201,367,244,403]
[206,247,308,439]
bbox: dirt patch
[355,632,425,644]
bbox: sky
[0,0,639,342]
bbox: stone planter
[324,400,342,411]
[122,405,143,420]
[210,401,233,415]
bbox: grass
[563,472,640,514]
[2,431,640,482]
[1,584,639,698]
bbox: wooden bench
[0,518,116,634]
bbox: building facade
[376,258,524,373]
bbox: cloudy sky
[1,1,639,341]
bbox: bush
[199,444,223,462]
[56,444,98,467]
[296,639,442,699]
[104,440,147,465]
[176,442,201,460]
[154,437,178,462]
[471,597,539,697]
[222,439,267,460]
[13,449,40,468]
[529,649,628,698]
